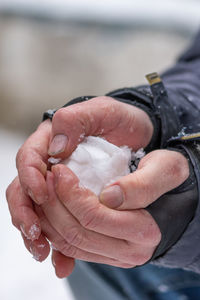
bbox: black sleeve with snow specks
[42,31,200,273]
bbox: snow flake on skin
[50,244,58,251]
[20,223,40,241]
[48,157,62,165]
[99,128,104,135]
[78,133,85,142]
[32,252,42,262]
[38,244,45,249]
[28,224,40,240]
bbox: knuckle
[147,223,161,246]
[157,150,189,183]
[93,96,111,103]
[53,108,66,123]
[131,173,152,207]
[63,226,83,248]
[16,147,25,168]
[79,205,100,230]
[6,183,12,200]
[136,211,161,246]
[61,243,77,258]
[171,154,189,182]
[136,253,152,265]
[126,252,151,266]
[6,177,19,203]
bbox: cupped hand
[48,96,153,159]
[40,149,189,277]
[8,97,153,242]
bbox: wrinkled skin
[6,97,189,278]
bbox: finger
[100,149,190,210]
[21,233,50,262]
[51,250,75,278]
[16,120,51,204]
[48,97,153,159]
[42,170,152,264]
[37,202,134,268]
[6,177,41,241]
[52,165,161,247]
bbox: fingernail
[27,189,36,202]
[48,134,68,155]
[30,244,42,262]
[20,223,27,238]
[52,257,56,267]
[28,189,48,205]
[100,185,124,208]
[21,223,40,241]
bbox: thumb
[47,96,153,160]
[100,150,189,210]
[47,97,114,160]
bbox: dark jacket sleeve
[106,31,200,272]
[161,30,200,135]
[150,139,200,273]
[106,31,200,149]
[43,31,200,273]
[146,31,200,272]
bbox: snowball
[59,136,144,196]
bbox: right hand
[6,96,154,265]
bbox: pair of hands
[6,97,189,278]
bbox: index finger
[16,120,51,204]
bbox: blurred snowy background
[1,0,200,299]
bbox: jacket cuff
[43,73,182,153]
[150,139,200,272]
[106,73,182,151]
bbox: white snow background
[0,129,75,300]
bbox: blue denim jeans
[67,261,200,300]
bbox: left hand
[6,176,75,278]
[9,96,153,244]
[40,149,189,277]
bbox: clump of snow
[48,157,62,164]
[132,148,145,160]
[58,136,145,196]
